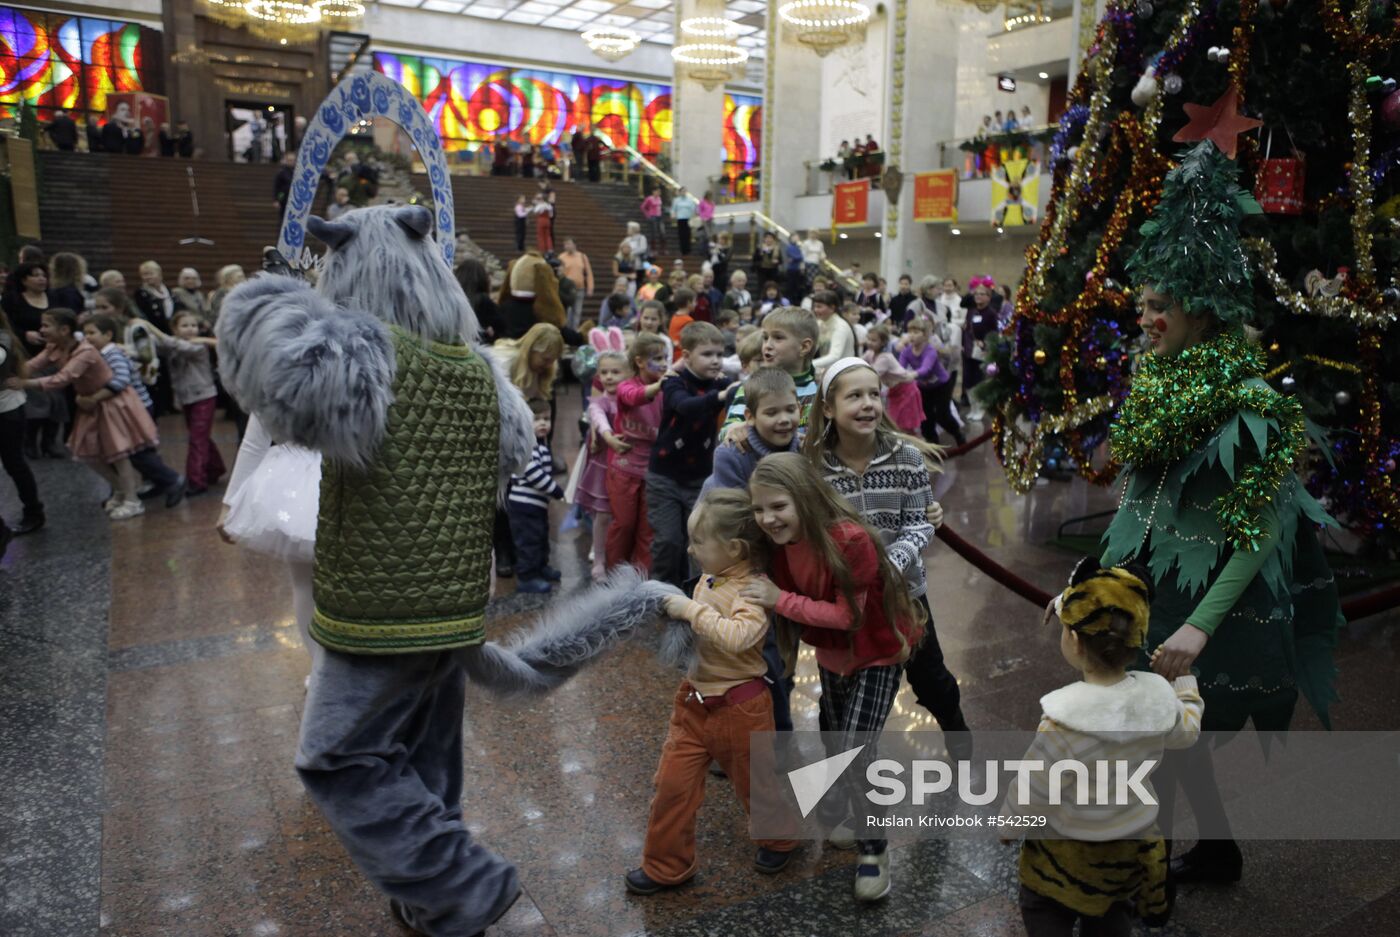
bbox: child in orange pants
[625,488,797,893]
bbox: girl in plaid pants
[741,452,924,903]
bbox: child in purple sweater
[899,315,965,446]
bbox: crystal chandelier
[200,0,363,47]
[581,26,642,62]
[777,0,871,57]
[671,14,749,90]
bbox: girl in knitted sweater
[742,451,922,903]
[804,356,971,761]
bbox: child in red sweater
[741,451,923,904]
[605,332,668,572]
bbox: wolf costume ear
[307,216,354,251]
[395,205,433,240]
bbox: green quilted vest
[311,326,500,654]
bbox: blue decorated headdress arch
[279,72,455,270]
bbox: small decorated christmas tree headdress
[1126,140,1262,327]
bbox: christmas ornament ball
[1380,89,1400,129]
[985,362,999,378]
[1163,74,1183,95]
[1335,390,1352,406]
[1281,375,1297,390]
[1386,459,1397,473]
[1268,341,1280,353]
[1033,348,1048,365]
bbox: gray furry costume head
[310,205,477,344]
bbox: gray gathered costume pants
[295,647,520,936]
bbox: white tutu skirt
[223,444,322,562]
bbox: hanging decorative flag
[991,155,1039,227]
[913,170,957,223]
[833,179,870,228]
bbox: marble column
[162,0,208,149]
[882,0,960,283]
[670,0,728,197]
[761,0,824,223]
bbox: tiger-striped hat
[1054,558,1152,649]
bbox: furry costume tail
[462,567,686,696]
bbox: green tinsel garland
[1112,331,1306,552]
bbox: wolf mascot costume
[216,204,680,936]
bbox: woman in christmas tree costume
[1101,141,1343,885]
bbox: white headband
[821,356,873,397]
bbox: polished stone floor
[2,390,1398,937]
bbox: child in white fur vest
[1000,559,1203,937]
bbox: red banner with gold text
[913,170,957,223]
[832,179,870,228]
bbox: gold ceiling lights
[1004,1,1051,30]
[777,0,871,57]
[581,25,642,62]
[672,11,749,90]
[200,0,363,47]
[313,0,366,22]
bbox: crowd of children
[0,248,245,546]
[1,237,1197,934]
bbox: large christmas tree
[978,0,1400,549]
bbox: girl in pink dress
[576,328,627,580]
[5,309,158,520]
[863,325,924,434]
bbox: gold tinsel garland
[1244,239,1396,329]
[994,395,1119,494]
[1112,333,1306,552]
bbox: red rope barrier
[937,523,1400,622]
[935,525,1054,608]
[1340,583,1400,622]
[942,429,993,460]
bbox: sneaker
[754,847,792,874]
[541,565,562,582]
[853,849,891,902]
[103,495,121,512]
[164,476,187,508]
[827,818,857,851]
[109,500,146,521]
[136,480,155,497]
[624,867,683,896]
[516,577,552,594]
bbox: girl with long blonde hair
[803,357,970,790]
[741,451,922,903]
